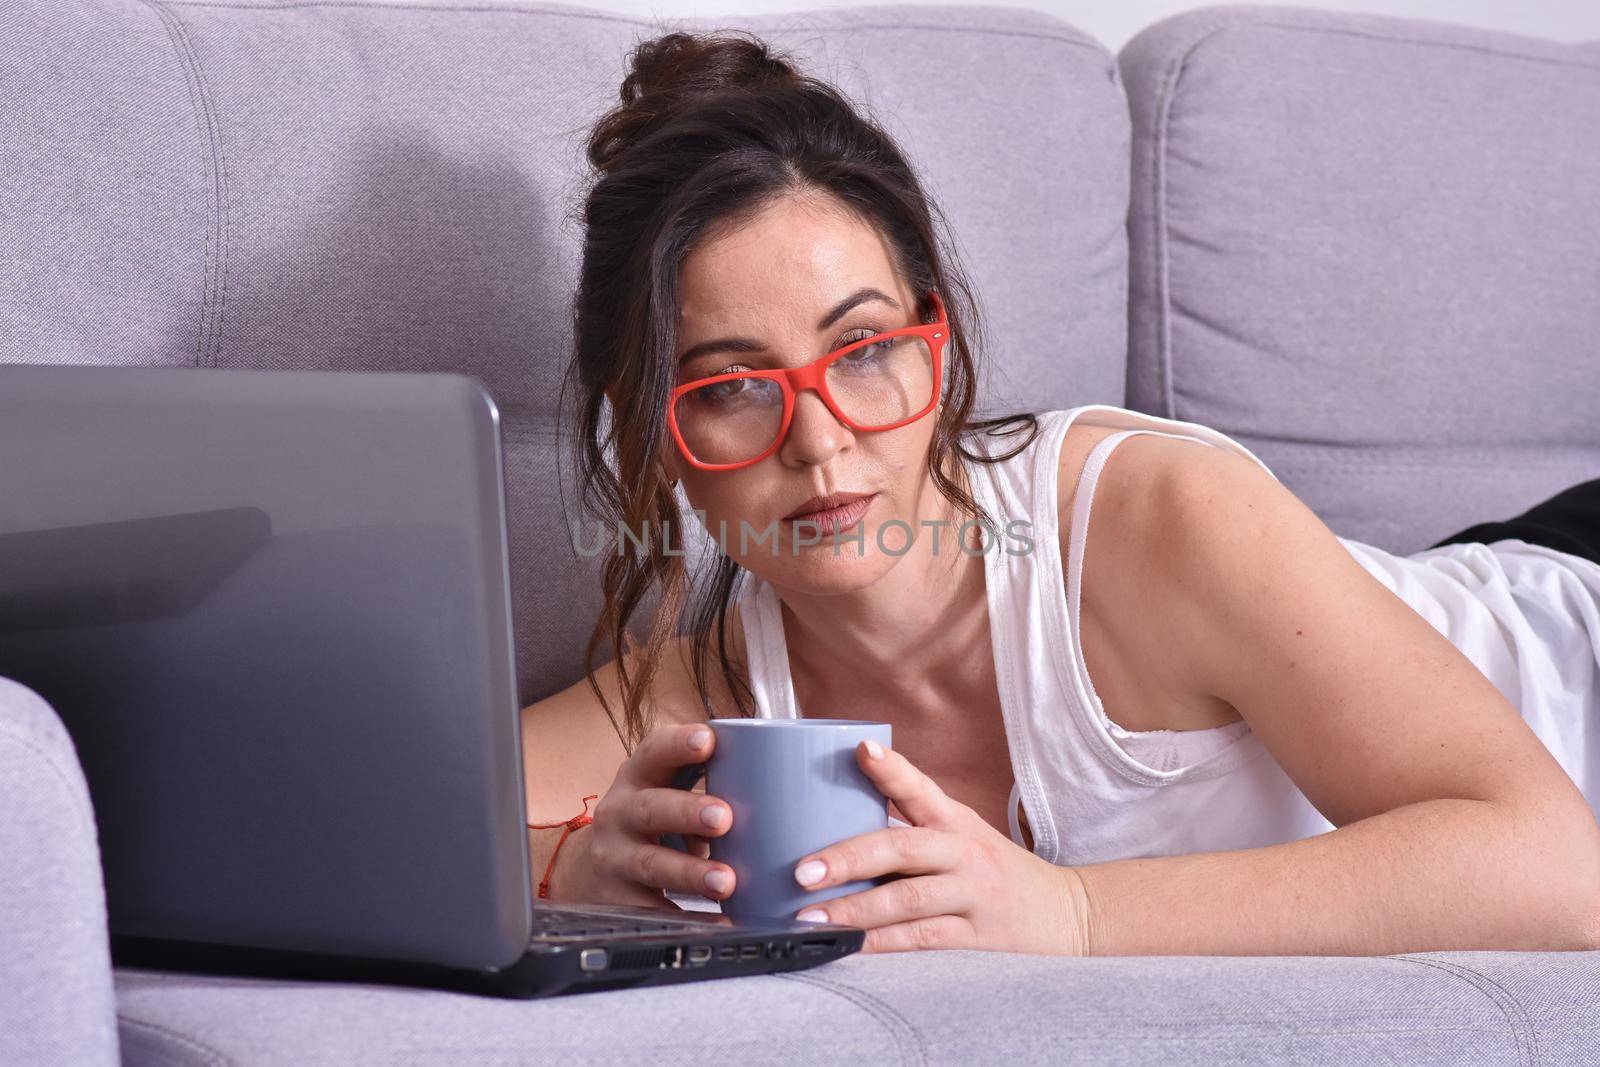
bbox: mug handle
[658,760,708,854]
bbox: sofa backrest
[1119,5,1600,554]
[1,0,1130,704]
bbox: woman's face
[665,191,943,595]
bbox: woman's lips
[782,492,877,535]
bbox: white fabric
[736,561,968,837]
[737,405,1600,865]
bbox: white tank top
[736,405,1600,866]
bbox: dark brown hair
[563,29,1039,754]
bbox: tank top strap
[737,577,800,719]
[1065,429,1216,643]
[1006,777,1024,845]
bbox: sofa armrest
[0,676,119,1066]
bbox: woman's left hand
[789,739,1093,955]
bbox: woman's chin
[750,532,897,591]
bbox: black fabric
[1429,477,1600,568]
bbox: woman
[521,29,1600,956]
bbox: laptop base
[111,912,864,999]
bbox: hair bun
[623,30,799,102]
[590,30,802,173]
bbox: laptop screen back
[0,366,531,970]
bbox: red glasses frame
[666,290,949,472]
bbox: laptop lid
[0,365,533,970]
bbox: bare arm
[521,608,754,810]
[1065,437,1600,955]
[520,615,746,896]
[521,662,630,824]
[520,657,633,896]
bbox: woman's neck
[774,458,995,720]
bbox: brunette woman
[521,30,1600,956]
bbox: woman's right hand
[547,722,736,909]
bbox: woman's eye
[839,335,894,362]
[692,362,751,380]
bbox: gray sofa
[3,0,1599,1062]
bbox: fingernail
[700,804,727,829]
[690,728,711,749]
[794,859,826,886]
[796,908,828,923]
[704,868,733,895]
[864,739,884,760]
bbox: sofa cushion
[1119,6,1600,554]
[1,0,1130,705]
[0,678,120,1067]
[114,947,1600,1065]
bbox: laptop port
[688,945,712,964]
[764,941,781,959]
[717,945,737,960]
[666,945,684,968]
[739,944,761,960]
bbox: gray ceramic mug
[662,718,893,921]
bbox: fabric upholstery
[0,678,120,1067]
[114,947,1600,1065]
[0,0,1130,707]
[1120,5,1600,554]
[5,0,1600,1062]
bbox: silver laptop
[0,364,862,997]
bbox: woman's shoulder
[524,603,752,734]
[1051,417,1191,546]
[657,608,752,726]
[1054,418,1257,733]
[1051,409,1271,537]
[1052,420,1190,610]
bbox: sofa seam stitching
[770,973,905,1061]
[1235,18,1600,74]
[156,1,233,368]
[1275,456,1586,470]
[774,971,929,1066]
[1387,955,1538,1064]
[957,1009,1513,1025]
[0,719,100,831]
[136,1,215,369]
[742,22,1106,57]
[154,0,1109,56]
[119,1015,233,1067]
[156,0,653,26]
[1035,1022,1528,1040]
[1150,17,1241,421]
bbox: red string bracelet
[527,793,600,900]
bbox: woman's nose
[779,389,852,467]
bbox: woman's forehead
[678,198,903,329]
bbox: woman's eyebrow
[818,287,901,331]
[675,287,902,367]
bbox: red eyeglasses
[666,290,948,471]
